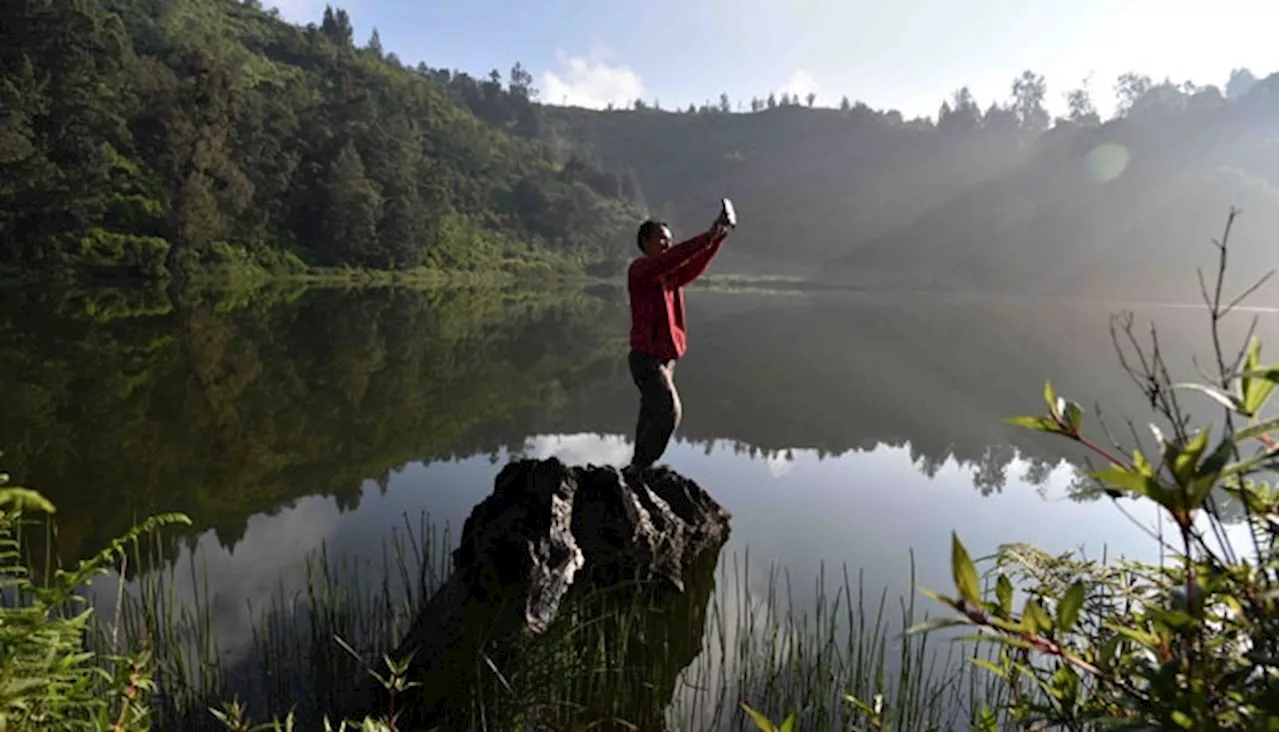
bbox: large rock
[341,458,732,728]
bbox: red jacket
[628,229,726,360]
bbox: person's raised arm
[629,230,716,284]
[672,230,727,287]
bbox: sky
[270,0,1278,120]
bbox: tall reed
[84,511,994,730]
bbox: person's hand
[709,211,731,238]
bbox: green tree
[321,141,382,265]
[320,5,354,46]
[1113,71,1153,117]
[937,87,981,136]
[1010,70,1049,132]
[0,0,134,266]
[1064,83,1100,125]
[509,61,535,99]
[1224,67,1257,100]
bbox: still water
[0,281,1269,724]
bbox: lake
[0,281,1270,729]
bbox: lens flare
[1082,143,1130,184]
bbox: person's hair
[636,219,668,253]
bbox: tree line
[2,0,1275,290]
[0,0,645,283]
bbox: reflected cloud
[89,493,349,665]
[765,451,794,478]
[525,432,633,467]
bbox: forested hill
[0,0,644,282]
[525,71,1278,298]
[4,0,1276,297]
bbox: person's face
[644,225,672,257]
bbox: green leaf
[1090,466,1144,493]
[1149,607,1197,630]
[905,617,971,636]
[949,633,1009,645]
[969,657,1007,680]
[741,703,777,732]
[778,713,797,732]
[0,488,56,514]
[1173,382,1242,412]
[1055,398,1083,433]
[1024,598,1053,634]
[1043,380,1057,415]
[1172,429,1210,484]
[1103,622,1159,648]
[1170,710,1194,729]
[1235,418,1278,443]
[1095,465,1182,511]
[1186,476,1218,514]
[1050,665,1080,704]
[1236,337,1278,416]
[1057,581,1085,632]
[843,694,883,719]
[1241,366,1280,384]
[1003,415,1059,432]
[915,586,951,605]
[996,575,1013,617]
[1132,449,1156,476]
[951,532,981,608]
[1242,374,1277,417]
[1222,449,1279,480]
[1097,635,1122,670]
[1196,434,1236,480]
[970,704,999,732]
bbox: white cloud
[779,69,820,103]
[541,50,646,110]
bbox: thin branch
[1190,355,1220,387]
[1109,495,1180,554]
[1109,313,1154,401]
[1148,324,1191,444]
[1092,401,1130,458]
[1222,270,1275,317]
[1202,207,1267,581]
[1197,268,1213,312]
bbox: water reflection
[2,283,1264,563]
[77,432,1177,728]
[80,435,1145,660]
[0,282,1271,724]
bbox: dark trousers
[628,350,682,468]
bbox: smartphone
[720,197,737,228]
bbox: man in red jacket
[626,211,731,469]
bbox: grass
[60,510,1002,731]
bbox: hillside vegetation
[4,0,1276,298]
[528,71,1278,297]
[0,0,644,282]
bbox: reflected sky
[87,431,1175,673]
